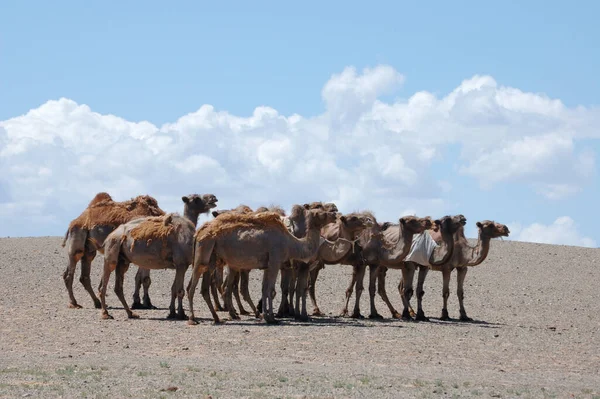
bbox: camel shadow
[220,315,403,328]
[424,317,505,328]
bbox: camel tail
[61,229,70,248]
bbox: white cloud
[0,65,598,243]
[511,217,597,248]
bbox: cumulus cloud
[0,65,598,242]
[511,217,597,248]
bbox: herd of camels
[61,192,510,325]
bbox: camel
[98,194,218,320]
[401,220,509,321]
[61,192,165,309]
[349,214,434,319]
[187,208,337,324]
[375,214,467,321]
[274,201,340,319]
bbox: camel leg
[351,264,367,319]
[440,268,452,321]
[239,270,257,316]
[400,264,416,321]
[308,263,324,316]
[224,268,240,320]
[368,264,383,319]
[415,265,430,321]
[288,266,297,316]
[132,268,156,310]
[232,270,249,315]
[376,266,401,319]
[262,264,280,324]
[165,265,188,320]
[114,261,138,319]
[211,272,224,312]
[186,265,202,325]
[79,248,101,309]
[340,265,358,317]
[294,262,310,322]
[64,251,84,309]
[202,269,221,324]
[456,267,472,322]
[276,267,292,317]
[99,258,116,320]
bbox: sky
[1,1,599,247]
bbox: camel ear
[476,221,483,228]
[399,218,406,225]
[340,216,347,224]
[434,219,441,226]
[303,203,310,209]
[381,222,391,230]
[182,196,189,203]
[212,211,219,218]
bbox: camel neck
[430,229,454,266]
[464,232,491,266]
[287,223,322,262]
[379,223,414,265]
[184,208,200,227]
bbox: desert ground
[0,236,599,398]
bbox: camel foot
[415,311,429,322]
[312,308,324,317]
[101,312,113,320]
[68,303,83,309]
[440,309,450,321]
[239,309,250,316]
[166,312,179,319]
[339,309,349,317]
[176,312,188,320]
[229,313,241,320]
[350,312,364,319]
[215,304,225,312]
[213,318,224,325]
[409,309,416,318]
[295,314,310,322]
[127,312,140,319]
[256,299,263,313]
[264,318,280,325]
[459,315,473,322]
[131,302,156,310]
[368,313,384,320]
[93,299,102,309]
[391,311,402,319]
[401,309,413,321]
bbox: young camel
[98,194,218,320]
[408,220,510,321]
[187,208,337,324]
[62,192,164,309]
[376,214,467,321]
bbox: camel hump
[88,192,113,207]
[164,213,174,226]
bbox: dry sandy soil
[1,236,599,398]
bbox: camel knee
[403,288,414,300]
[417,290,425,299]
[79,275,91,285]
[142,276,151,287]
[457,290,464,301]
[442,290,450,300]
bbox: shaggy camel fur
[99,194,218,320]
[405,220,510,321]
[351,214,433,319]
[187,208,337,324]
[375,214,467,321]
[132,194,219,309]
[62,193,164,309]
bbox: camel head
[435,214,467,235]
[400,215,433,234]
[339,213,375,232]
[304,201,339,213]
[182,193,218,214]
[476,220,510,238]
[307,208,338,229]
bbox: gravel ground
[1,237,599,398]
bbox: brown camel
[376,214,467,321]
[99,194,218,320]
[187,208,337,324]
[62,192,164,309]
[421,220,509,321]
[350,214,434,319]
[275,201,340,319]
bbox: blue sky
[1,1,599,246]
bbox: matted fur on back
[195,211,288,241]
[129,213,190,242]
[68,193,165,230]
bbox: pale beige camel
[98,194,218,320]
[61,192,164,309]
[187,208,337,324]
[375,214,467,321]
